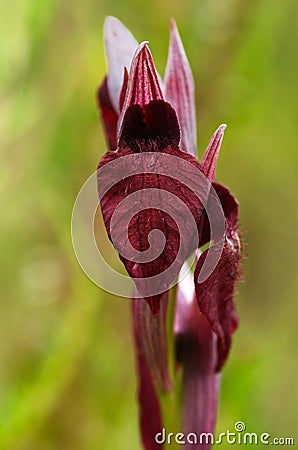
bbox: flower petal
[194,183,240,371]
[201,124,227,182]
[103,16,138,112]
[132,298,165,450]
[164,19,197,156]
[98,42,209,315]
[132,294,172,392]
[98,145,207,315]
[124,43,164,105]
[119,67,129,111]
[175,268,220,450]
[118,43,164,142]
[96,76,119,150]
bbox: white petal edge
[104,16,139,112]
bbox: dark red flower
[96,16,241,450]
[97,35,208,316]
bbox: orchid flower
[97,16,241,450]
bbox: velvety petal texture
[194,183,240,371]
[98,143,206,315]
[164,20,197,156]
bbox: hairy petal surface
[98,141,207,315]
[164,20,197,156]
[175,268,220,450]
[194,184,240,371]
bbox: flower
[97,16,241,450]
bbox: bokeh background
[1,0,298,449]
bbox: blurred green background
[1,0,298,449]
